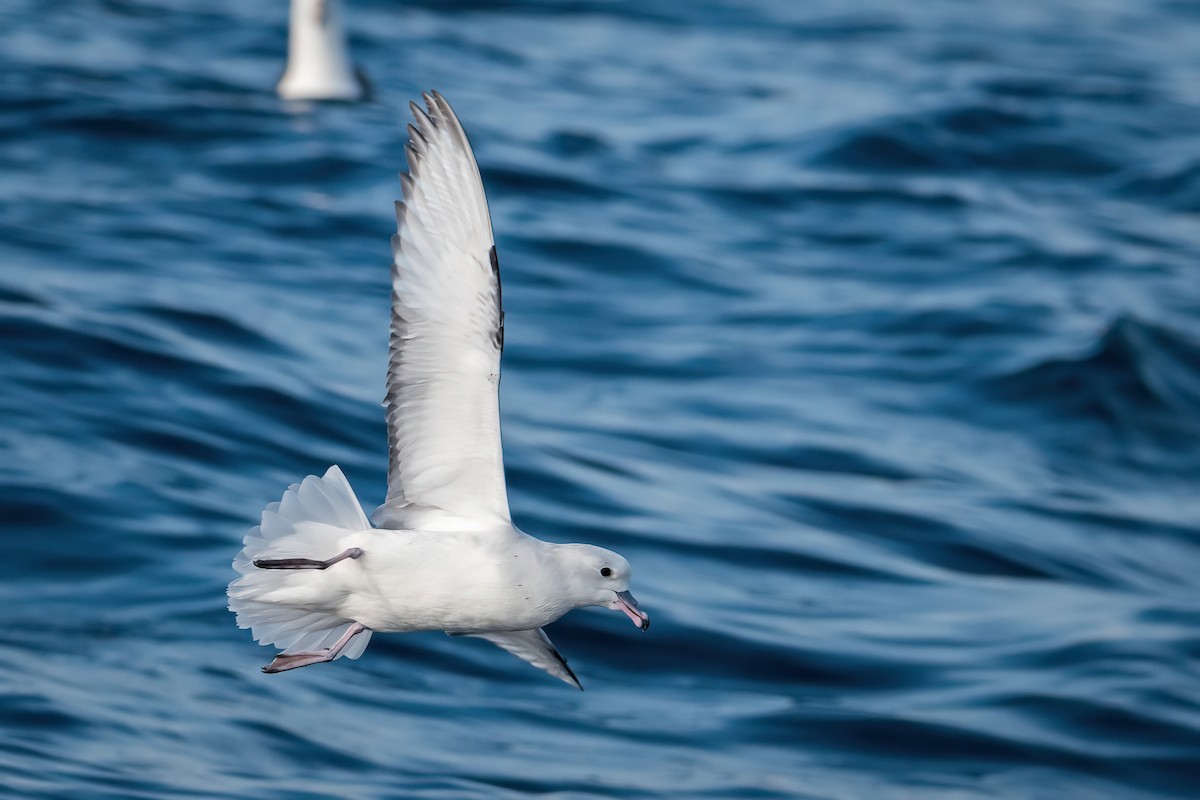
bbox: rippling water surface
[3,1,1200,797]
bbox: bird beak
[614,590,649,631]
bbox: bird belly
[327,529,559,633]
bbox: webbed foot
[261,622,368,674]
[254,547,363,570]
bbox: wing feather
[457,628,583,689]
[373,91,509,529]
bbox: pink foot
[262,651,331,673]
[261,622,367,674]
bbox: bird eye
[600,567,613,578]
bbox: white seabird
[277,0,368,101]
[228,92,648,689]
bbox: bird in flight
[228,92,648,689]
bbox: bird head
[559,545,649,631]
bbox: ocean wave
[981,316,1200,443]
[813,103,1122,176]
[4,0,1200,797]
[1115,158,1200,213]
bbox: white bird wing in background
[372,91,510,530]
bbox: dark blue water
[3,0,1200,797]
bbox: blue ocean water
[3,0,1200,797]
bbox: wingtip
[551,647,583,690]
[418,90,465,139]
[430,92,463,135]
[428,89,450,113]
[429,90,451,118]
[562,668,584,691]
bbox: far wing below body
[453,628,582,690]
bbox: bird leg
[254,547,363,570]
[262,622,368,673]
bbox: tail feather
[228,466,374,659]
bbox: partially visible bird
[277,0,368,102]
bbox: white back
[277,0,362,101]
[373,92,510,530]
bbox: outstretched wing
[455,628,583,690]
[373,91,510,530]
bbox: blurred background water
[2,0,1200,797]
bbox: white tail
[228,466,374,659]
